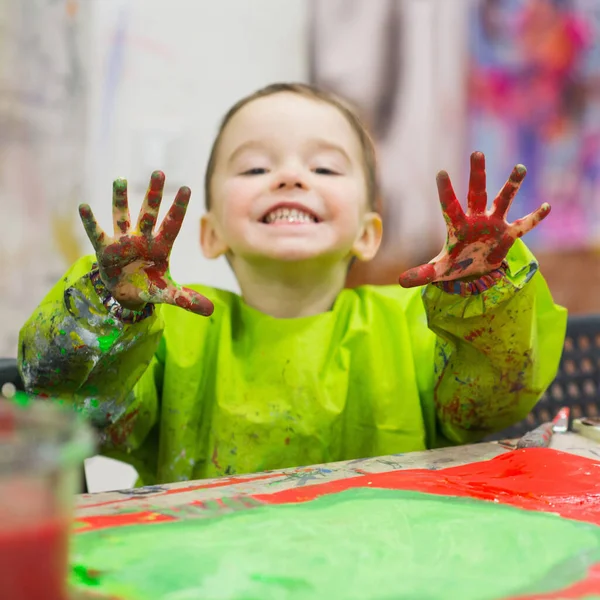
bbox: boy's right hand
[78,171,214,317]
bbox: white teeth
[264,208,317,224]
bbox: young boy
[19,83,566,486]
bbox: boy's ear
[200,213,229,259]
[352,212,383,262]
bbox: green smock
[19,240,566,485]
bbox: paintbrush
[515,407,570,449]
[516,422,554,449]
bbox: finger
[112,178,131,236]
[467,151,487,215]
[155,186,191,246]
[509,203,551,238]
[78,204,109,252]
[436,171,465,229]
[161,285,214,317]
[491,164,527,219]
[398,263,437,288]
[137,170,165,236]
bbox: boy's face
[201,93,382,266]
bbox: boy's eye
[240,167,268,176]
[313,167,339,175]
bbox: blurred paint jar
[0,395,95,600]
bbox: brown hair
[204,82,379,211]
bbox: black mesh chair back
[0,358,25,393]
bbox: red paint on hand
[398,152,551,288]
[173,289,214,317]
[78,172,213,317]
[398,263,436,288]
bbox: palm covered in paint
[78,171,214,316]
[398,152,551,288]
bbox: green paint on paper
[72,565,102,587]
[98,329,119,353]
[70,488,600,600]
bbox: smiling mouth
[261,207,320,224]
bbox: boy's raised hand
[398,152,550,288]
[78,171,214,316]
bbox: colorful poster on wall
[468,0,600,251]
[0,0,88,357]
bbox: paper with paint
[71,488,600,600]
[399,152,551,287]
[69,449,600,600]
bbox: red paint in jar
[0,516,71,600]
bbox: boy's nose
[276,181,304,190]
[272,170,308,191]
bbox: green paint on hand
[70,488,600,600]
[98,329,120,353]
[128,272,148,292]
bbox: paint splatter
[98,328,119,353]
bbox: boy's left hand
[398,151,550,288]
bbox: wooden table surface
[75,432,600,519]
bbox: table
[76,432,600,519]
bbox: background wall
[0,0,89,358]
[310,0,600,307]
